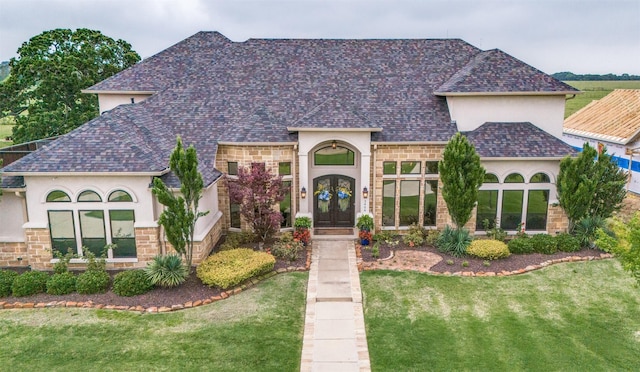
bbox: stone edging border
[355,244,615,277]
[1,244,313,313]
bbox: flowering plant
[336,186,352,200]
[293,228,311,245]
[358,230,372,241]
[314,184,332,212]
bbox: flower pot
[361,239,370,246]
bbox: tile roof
[1,175,25,189]
[5,32,575,181]
[465,122,576,158]
[436,49,578,94]
[564,89,640,144]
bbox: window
[400,161,420,175]
[228,162,238,176]
[383,162,396,175]
[109,190,133,202]
[230,203,241,229]
[526,190,549,230]
[78,190,102,202]
[530,173,550,183]
[48,211,76,255]
[425,161,439,174]
[399,180,420,226]
[504,173,524,183]
[476,190,499,230]
[46,190,71,202]
[382,180,396,226]
[424,180,438,226]
[280,181,292,228]
[79,210,107,256]
[314,146,355,165]
[109,210,136,257]
[279,162,291,176]
[501,190,524,230]
[484,173,499,183]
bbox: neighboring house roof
[0,175,25,189]
[563,89,640,145]
[436,49,577,95]
[465,122,576,158]
[3,32,576,180]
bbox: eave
[434,91,581,97]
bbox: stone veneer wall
[216,144,297,231]
[546,204,570,234]
[0,242,28,267]
[372,144,454,232]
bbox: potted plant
[356,214,374,232]
[293,216,312,245]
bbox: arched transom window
[314,145,355,166]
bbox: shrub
[508,237,534,254]
[466,239,510,260]
[272,233,304,262]
[356,214,374,231]
[53,249,75,274]
[371,242,380,258]
[197,248,275,289]
[425,229,440,246]
[482,219,507,242]
[555,233,581,252]
[293,228,311,245]
[83,250,107,272]
[574,216,605,248]
[220,232,255,251]
[402,223,425,247]
[46,272,77,295]
[145,254,188,287]
[436,226,472,257]
[0,270,19,297]
[113,270,154,296]
[12,271,49,297]
[530,234,558,254]
[76,270,110,294]
[293,216,312,229]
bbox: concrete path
[300,239,371,372]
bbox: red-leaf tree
[227,163,287,244]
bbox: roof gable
[564,89,640,144]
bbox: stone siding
[546,204,569,234]
[0,242,28,267]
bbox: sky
[1,0,639,75]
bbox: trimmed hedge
[466,239,510,260]
[46,272,77,295]
[0,270,19,297]
[556,233,581,252]
[12,271,49,297]
[113,270,154,297]
[76,270,110,294]
[197,248,275,289]
[508,237,534,254]
[530,234,558,254]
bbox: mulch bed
[0,240,310,310]
[359,240,608,274]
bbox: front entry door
[313,175,355,227]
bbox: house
[0,32,578,270]
[563,89,640,194]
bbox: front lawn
[362,260,640,371]
[0,272,307,371]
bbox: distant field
[0,124,13,148]
[564,80,640,118]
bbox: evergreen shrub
[555,233,581,252]
[145,254,188,287]
[508,237,535,254]
[46,272,77,295]
[12,271,49,297]
[197,248,275,289]
[466,239,510,260]
[530,234,558,254]
[113,270,154,296]
[0,270,19,297]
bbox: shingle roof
[465,122,576,158]
[564,89,640,144]
[436,49,578,94]
[1,175,25,189]
[5,32,574,180]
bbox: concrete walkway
[300,239,371,372]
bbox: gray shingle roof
[436,49,578,94]
[465,122,577,158]
[4,32,576,181]
[1,175,25,189]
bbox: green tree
[438,132,486,229]
[152,137,209,271]
[557,143,627,230]
[0,28,140,143]
[595,213,640,286]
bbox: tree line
[552,72,640,81]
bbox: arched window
[78,190,102,202]
[504,173,525,183]
[484,173,499,183]
[46,190,71,202]
[530,173,550,183]
[314,145,355,166]
[108,190,133,202]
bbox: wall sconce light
[332,140,337,149]
[362,187,369,199]
[301,187,307,199]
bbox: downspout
[372,144,378,228]
[292,144,298,219]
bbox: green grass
[0,272,308,371]
[362,260,640,371]
[564,80,640,118]
[0,122,13,148]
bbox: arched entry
[313,175,355,227]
